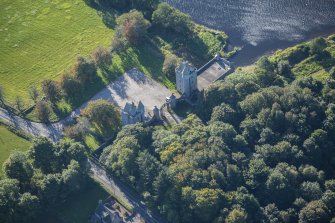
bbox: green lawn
[0,0,113,104]
[0,126,31,178]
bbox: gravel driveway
[0,69,172,141]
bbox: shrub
[72,56,97,86]
[41,80,62,104]
[34,101,51,122]
[152,3,194,35]
[116,10,150,46]
[81,100,121,135]
[310,37,327,55]
[91,46,112,69]
[59,73,82,100]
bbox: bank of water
[164,0,335,66]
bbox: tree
[0,179,20,223]
[72,56,97,86]
[61,160,83,195]
[162,54,178,78]
[277,60,291,77]
[59,72,82,100]
[111,29,128,53]
[41,79,61,104]
[210,103,238,125]
[116,10,150,45]
[92,46,112,69]
[29,137,56,174]
[81,99,121,135]
[34,101,51,122]
[246,158,270,189]
[64,117,91,141]
[17,193,40,223]
[3,151,33,188]
[310,37,327,55]
[193,188,223,222]
[300,181,323,201]
[28,85,39,102]
[38,173,62,205]
[226,208,248,223]
[101,136,140,182]
[152,3,194,35]
[56,140,87,171]
[14,96,25,113]
[257,56,275,73]
[299,200,330,223]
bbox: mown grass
[1,0,227,123]
[0,126,31,178]
[0,0,113,104]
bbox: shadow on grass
[35,177,109,223]
[173,100,193,118]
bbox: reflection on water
[164,0,335,65]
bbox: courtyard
[74,69,173,116]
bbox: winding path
[0,69,169,223]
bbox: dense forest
[0,138,88,222]
[100,36,335,223]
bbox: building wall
[176,65,198,97]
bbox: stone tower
[176,61,198,98]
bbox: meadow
[0,126,31,177]
[0,0,113,104]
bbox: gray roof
[176,61,196,77]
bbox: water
[163,0,335,66]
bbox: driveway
[0,69,172,141]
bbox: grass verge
[0,125,31,178]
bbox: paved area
[72,69,172,117]
[0,69,172,141]
[197,60,231,91]
[0,107,63,141]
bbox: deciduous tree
[116,10,150,45]
[34,101,51,122]
[28,85,39,102]
[41,79,61,104]
[72,56,97,86]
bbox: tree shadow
[83,0,117,29]
[315,51,335,70]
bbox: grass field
[0,0,114,104]
[0,126,31,178]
